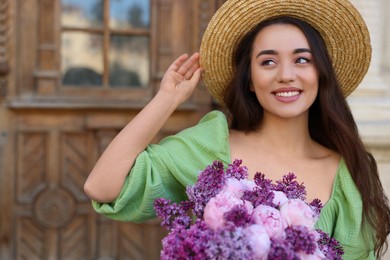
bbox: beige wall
[384,0,390,74]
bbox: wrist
[154,90,182,111]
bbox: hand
[159,53,202,105]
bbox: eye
[296,57,311,64]
[261,59,276,66]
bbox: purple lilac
[316,229,344,259]
[225,159,249,180]
[253,172,274,190]
[154,198,192,230]
[223,204,253,227]
[205,225,253,260]
[274,173,307,200]
[241,172,276,208]
[268,239,299,260]
[161,220,213,260]
[285,226,317,254]
[309,198,323,216]
[186,161,226,218]
[242,186,275,208]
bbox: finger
[167,53,189,72]
[177,53,199,77]
[183,62,200,80]
[188,67,202,85]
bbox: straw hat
[199,0,371,105]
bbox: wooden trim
[62,26,150,37]
[150,0,158,95]
[7,97,200,110]
[102,0,109,88]
[36,0,57,95]
[62,27,104,34]
[0,0,10,96]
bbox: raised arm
[84,53,202,203]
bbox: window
[61,0,150,89]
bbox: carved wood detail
[197,0,212,46]
[13,127,93,259]
[61,132,90,202]
[59,216,89,259]
[16,217,45,259]
[33,188,76,229]
[96,130,119,156]
[0,0,10,96]
[195,0,226,46]
[16,132,47,203]
[95,216,118,258]
[118,223,144,259]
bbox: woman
[84,0,390,258]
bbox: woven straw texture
[199,0,372,105]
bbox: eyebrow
[255,48,312,58]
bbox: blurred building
[0,0,388,259]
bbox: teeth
[275,91,300,97]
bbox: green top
[92,110,375,259]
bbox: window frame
[58,0,154,100]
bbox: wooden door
[0,0,226,259]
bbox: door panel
[13,115,93,259]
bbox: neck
[255,112,313,156]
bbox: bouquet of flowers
[154,160,344,260]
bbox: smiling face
[250,23,319,120]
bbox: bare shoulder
[310,141,341,167]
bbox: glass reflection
[61,0,104,28]
[109,35,149,88]
[110,0,150,29]
[62,32,103,87]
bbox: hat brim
[199,0,371,105]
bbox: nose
[277,62,296,83]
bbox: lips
[275,91,301,97]
[272,88,303,102]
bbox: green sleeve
[315,159,375,259]
[92,110,230,223]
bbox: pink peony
[251,205,287,239]
[203,191,253,231]
[221,178,254,198]
[272,190,289,207]
[245,224,271,260]
[279,199,318,228]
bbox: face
[250,23,319,120]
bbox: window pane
[61,0,104,28]
[62,32,103,87]
[110,0,150,30]
[109,35,149,88]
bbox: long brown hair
[224,17,390,257]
